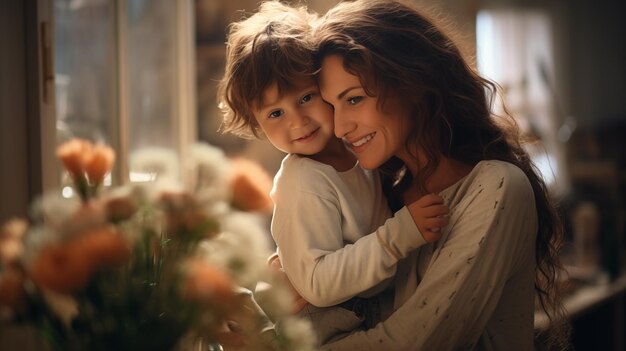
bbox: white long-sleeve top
[322,160,538,351]
[270,154,426,307]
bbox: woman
[314,0,568,349]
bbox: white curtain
[477,9,569,195]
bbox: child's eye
[268,109,284,119]
[347,96,363,105]
[300,93,314,104]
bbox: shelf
[534,273,626,329]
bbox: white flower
[130,147,180,183]
[21,225,58,265]
[186,142,231,203]
[198,211,272,289]
[276,316,317,351]
[30,192,81,231]
[30,193,108,241]
[58,203,108,240]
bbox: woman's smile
[345,132,376,152]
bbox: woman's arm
[321,162,538,350]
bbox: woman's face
[319,55,410,170]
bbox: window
[53,0,196,190]
[476,9,569,194]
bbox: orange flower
[159,191,217,236]
[228,158,273,214]
[0,219,28,266]
[30,227,130,294]
[104,196,137,222]
[160,191,196,212]
[56,138,92,177]
[0,266,27,312]
[56,139,116,186]
[181,211,219,238]
[75,226,131,267]
[85,144,115,185]
[182,258,237,316]
[30,244,93,294]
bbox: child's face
[252,81,335,156]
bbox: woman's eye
[268,109,284,118]
[300,93,313,104]
[347,96,363,105]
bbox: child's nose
[289,112,310,128]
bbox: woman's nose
[333,109,353,138]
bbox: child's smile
[294,127,321,143]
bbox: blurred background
[1,0,625,349]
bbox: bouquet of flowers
[0,139,315,351]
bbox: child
[217,1,449,345]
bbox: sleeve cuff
[375,206,427,260]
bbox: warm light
[103,173,112,186]
[129,171,157,183]
[530,148,558,187]
[62,186,74,198]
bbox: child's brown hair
[218,1,318,139]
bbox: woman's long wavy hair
[314,0,568,348]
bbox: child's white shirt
[270,153,426,307]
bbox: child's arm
[272,157,449,308]
[275,193,448,310]
[274,193,443,308]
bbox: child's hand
[216,287,276,350]
[407,193,449,243]
[267,253,308,313]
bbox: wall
[0,1,49,349]
[0,0,30,223]
[566,0,626,129]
